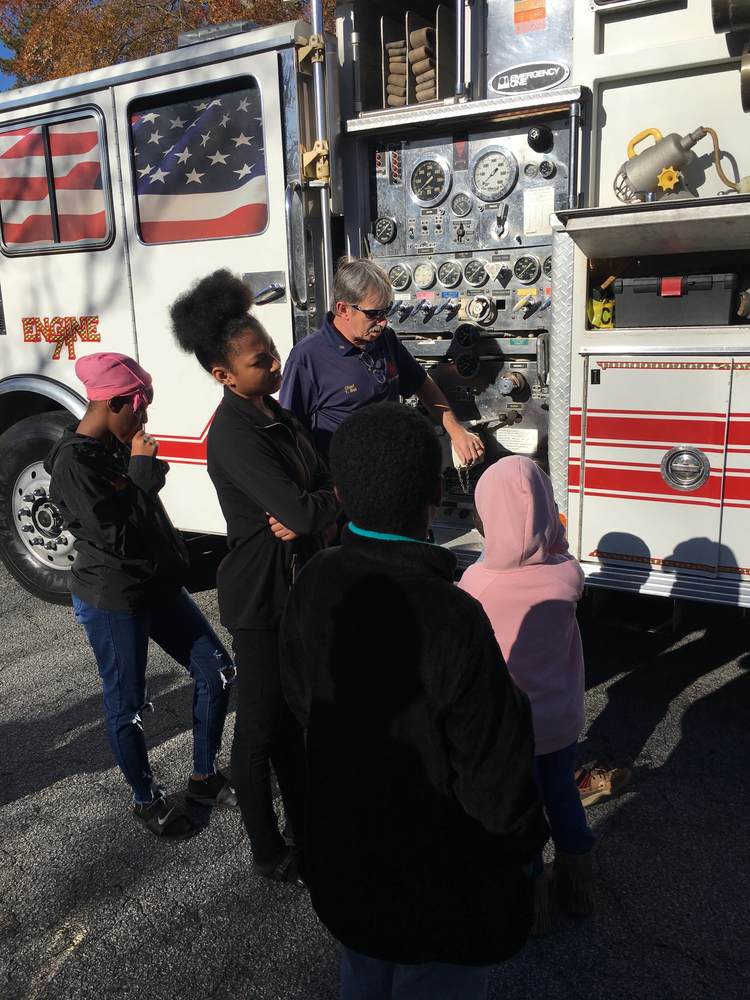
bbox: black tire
[0,411,77,604]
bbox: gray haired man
[279,257,484,463]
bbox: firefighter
[45,352,236,840]
[279,256,486,464]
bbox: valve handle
[627,128,664,160]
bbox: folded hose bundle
[408,45,434,64]
[409,27,435,50]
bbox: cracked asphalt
[1,565,748,1000]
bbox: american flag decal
[130,82,268,243]
[0,117,107,247]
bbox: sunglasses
[348,303,393,321]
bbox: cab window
[128,78,268,245]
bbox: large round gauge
[543,254,552,278]
[463,259,489,287]
[451,192,473,217]
[388,263,411,291]
[438,260,462,288]
[470,147,519,202]
[413,261,437,290]
[373,216,397,245]
[410,155,452,208]
[514,254,541,284]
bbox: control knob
[527,124,553,153]
[466,295,496,326]
[498,370,528,396]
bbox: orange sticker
[514,0,546,34]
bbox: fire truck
[0,0,749,606]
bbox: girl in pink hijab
[459,455,594,933]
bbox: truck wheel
[0,411,78,604]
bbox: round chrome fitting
[660,447,711,492]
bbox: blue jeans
[533,742,595,874]
[340,947,491,1000]
[72,588,234,804]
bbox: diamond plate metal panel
[548,227,575,514]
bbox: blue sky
[0,44,14,90]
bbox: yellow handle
[627,128,664,160]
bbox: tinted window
[0,113,109,252]
[129,78,268,245]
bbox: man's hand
[268,515,299,542]
[449,426,485,467]
[131,429,159,458]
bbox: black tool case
[611,273,738,327]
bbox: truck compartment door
[575,354,731,584]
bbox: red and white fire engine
[0,0,748,606]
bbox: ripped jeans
[72,588,234,804]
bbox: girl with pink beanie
[459,455,594,933]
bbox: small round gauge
[373,216,397,245]
[463,259,489,287]
[410,156,452,208]
[438,260,462,288]
[543,255,552,278]
[413,261,437,290]
[470,147,519,202]
[514,254,541,284]
[451,192,473,217]
[388,263,411,291]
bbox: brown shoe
[575,765,632,807]
[554,851,594,917]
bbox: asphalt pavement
[1,566,748,1000]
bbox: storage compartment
[612,273,739,327]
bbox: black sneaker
[133,789,199,840]
[185,770,238,807]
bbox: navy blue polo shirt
[279,313,427,455]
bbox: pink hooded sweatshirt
[459,456,585,756]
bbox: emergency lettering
[22,315,101,360]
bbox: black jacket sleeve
[211,426,340,536]
[442,609,548,857]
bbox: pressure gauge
[388,263,411,291]
[373,216,397,245]
[437,260,463,288]
[451,192,473,217]
[463,259,489,287]
[410,155,452,208]
[470,147,519,202]
[413,261,437,290]
[514,254,541,284]
[543,255,552,278]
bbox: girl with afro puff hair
[171,269,340,882]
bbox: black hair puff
[170,269,256,373]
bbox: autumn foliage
[0,0,336,87]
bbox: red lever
[660,276,683,297]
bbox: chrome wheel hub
[12,462,75,571]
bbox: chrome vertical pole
[311,0,335,311]
[455,0,466,99]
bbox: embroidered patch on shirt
[344,384,358,394]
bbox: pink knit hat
[75,352,153,411]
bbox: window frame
[0,105,114,258]
[126,74,270,249]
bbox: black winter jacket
[207,389,340,631]
[280,527,549,966]
[45,430,188,612]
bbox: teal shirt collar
[348,521,431,545]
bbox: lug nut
[29,537,44,546]
[59,536,69,546]
[44,541,58,550]
[33,488,47,497]
[23,494,35,503]
[21,525,35,533]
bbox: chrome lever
[254,283,286,305]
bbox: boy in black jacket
[280,403,548,999]
[46,352,236,839]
